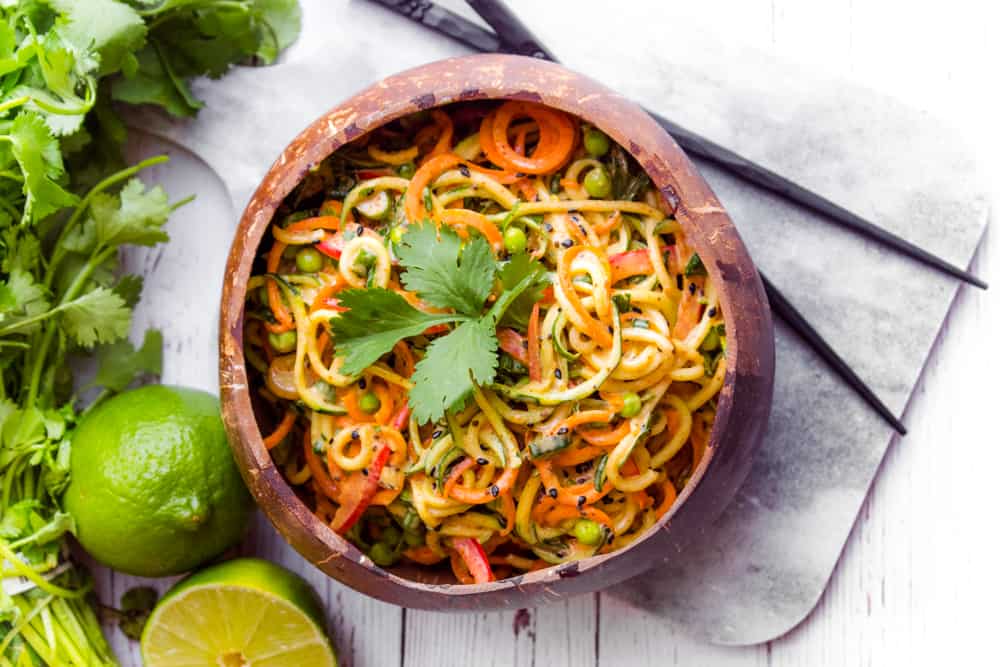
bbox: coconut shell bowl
[218,54,774,611]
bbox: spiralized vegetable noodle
[244,101,727,583]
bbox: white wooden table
[96,1,999,664]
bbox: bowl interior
[220,59,764,602]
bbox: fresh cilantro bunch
[332,223,550,423]
[0,1,300,663]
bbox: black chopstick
[759,273,906,434]
[374,0,985,290]
[374,0,503,53]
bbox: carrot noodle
[263,411,295,449]
[244,100,725,582]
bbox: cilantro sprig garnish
[331,223,549,423]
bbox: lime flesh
[141,559,336,667]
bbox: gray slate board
[125,0,989,646]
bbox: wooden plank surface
[96,0,998,664]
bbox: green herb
[684,252,707,277]
[332,224,548,423]
[0,2,301,663]
[118,586,158,640]
[606,145,651,201]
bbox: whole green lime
[64,385,253,577]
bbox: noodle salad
[243,101,727,583]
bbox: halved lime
[141,558,337,667]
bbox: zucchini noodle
[244,100,727,584]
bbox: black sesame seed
[516,172,526,178]
[548,488,558,498]
[477,457,489,465]
[557,427,569,435]
[458,164,471,177]
[675,274,683,290]
[602,496,614,505]
[708,307,717,317]
[577,496,586,507]
[607,325,613,333]
[432,430,443,439]
[575,462,592,474]
[490,485,500,497]
[497,516,507,528]
[361,468,368,476]
[357,224,365,235]
[554,369,563,380]
[576,478,587,484]
[561,239,574,248]
[688,282,697,294]
[543,223,553,232]
[350,430,359,440]
[358,378,367,389]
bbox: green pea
[268,330,297,353]
[359,391,381,414]
[381,525,401,546]
[583,128,610,157]
[295,247,323,272]
[369,541,398,567]
[620,391,642,418]
[584,167,612,198]
[398,162,416,178]
[573,519,604,546]
[503,226,527,254]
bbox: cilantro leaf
[330,288,466,376]
[92,328,162,392]
[408,318,498,423]
[7,113,78,224]
[0,269,50,334]
[61,287,130,347]
[254,0,304,63]
[113,274,144,307]
[49,0,147,76]
[497,252,550,331]
[92,178,171,247]
[396,223,496,315]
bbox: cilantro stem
[0,593,53,656]
[26,246,116,406]
[45,155,170,289]
[0,297,89,336]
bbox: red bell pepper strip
[331,443,391,534]
[316,232,346,260]
[609,250,653,283]
[452,537,495,583]
[527,302,541,382]
[391,405,410,431]
[497,328,529,365]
